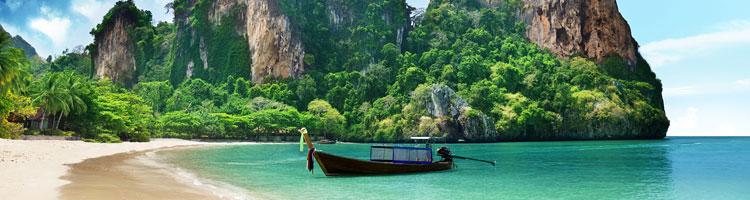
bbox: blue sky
[0,0,173,57]
[1,0,748,136]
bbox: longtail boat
[300,130,453,176]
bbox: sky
[1,0,748,136]
[0,0,172,57]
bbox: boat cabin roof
[409,136,445,144]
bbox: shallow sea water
[159,137,750,199]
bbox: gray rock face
[181,0,305,84]
[2,24,39,59]
[93,16,137,86]
[413,84,497,142]
[424,85,468,118]
[326,0,354,30]
[11,36,38,59]
[244,0,305,83]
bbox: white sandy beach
[0,138,216,200]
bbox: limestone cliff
[471,0,639,65]
[92,13,138,86]
[209,0,305,83]
[172,0,304,84]
[90,0,153,86]
[171,0,410,84]
[244,0,305,83]
[521,0,638,65]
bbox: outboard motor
[437,147,452,162]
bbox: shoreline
[0,138,244,200]
[59,146,254,200]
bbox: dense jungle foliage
[0,0,667,142]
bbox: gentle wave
[138,150,259,200]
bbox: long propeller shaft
[451,155,496,166]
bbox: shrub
[0,120,25,139]
[129,131,150,142]
[96,133,122,143]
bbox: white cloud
[71,0,112,23]
[28,7,71,48]
[0,21,22,36]
[71,0,173,24]
[663,86,699,97]
[1,20,56,57]
[676,107,699,130]
[640,19,750,67]
[669,107,705,136]
[737,79,750,88]
[716,122,738,135]
[134,0,173,23]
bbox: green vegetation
[29,71,89,130]
[0,0,667,142]
[170,0,251,86]
[1,25,32,139]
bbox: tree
[0,26,31,129]
[166,78,224,112]
[388,67,427,98]
[456,54,490,84]
[49,47,92,76]
[93,87,154,141]
[158,111,200,138]
[134,81,172,113]
[0,93,35,139]
[295,75,317,109]
[30,72,90,130]
[0,27,30,94]
[461,79,506,115]
[307,99,345,139]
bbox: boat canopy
[370,146,433,165]
[410,136,445,141]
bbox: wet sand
[59,149,226,200]
[0,139,212,200]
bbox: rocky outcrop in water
[410,84,497,142]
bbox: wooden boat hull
[313,151,452,176]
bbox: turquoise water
[160,137,750,199]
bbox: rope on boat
[307,148,315,173]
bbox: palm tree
[30,72,89,130]
[0,28,30,93]
[1,27,31,91]
[54,72,88,129]
[31,73,64,129]
[0,27,30,124]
